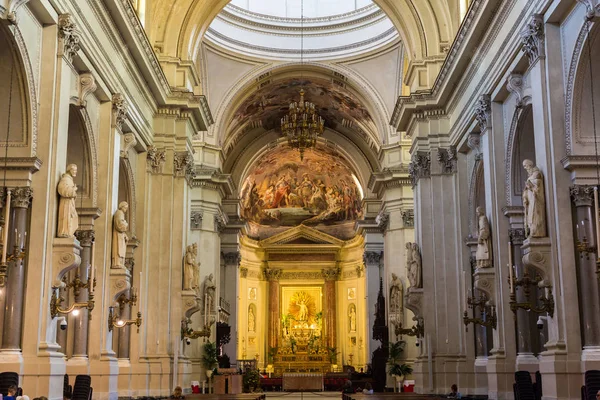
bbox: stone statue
[183,244,197,290]
[204,273,216,315]
[57,164,79,238]
[389,273,403,312]
[248,307,255,332]
[298,300,308,321]
[475,206,493,268]
[407,242,422,289]
[111,201,129,268]
[349,305,356,332]
[522,159,547,238]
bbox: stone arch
[567,14,600,156]
[505,101,535,207]
[0,22,37,157]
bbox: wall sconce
[463,293,497,331]
[108,305,142,333]
[394,319,424,338]
[50,269,96,319]
[181,317,213,340]
[508,269,554,318]
[575,234,597,260]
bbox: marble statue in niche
[406,242,422,289]
[204,273,216,315]
[111,201,129,268]
[248,306,256,332]
[389,273,403,312]
[57,164,79,238]
[475,206,493,268]
[349,304,356,332]
[522,159,547,238]
[184,244,199,291]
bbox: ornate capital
[11,186,32,208]
[112,93,128,131]
[475,94,491,132]
[240,267,248,278]
[74,230,95,247]
[214,214,225,233]
[363,251,383,267]
[190,211,203,230]
[58,14,80,62]
[120,133,137,158]
[570,185,595,207]
[508,228,526,246]
[321,268,340,281]
[408,152,431,187]
[223,252,241,266]
[506,73,524,108]
[76,73,97,108]
[520,14,544,64]
[376,212,389,232]
[437,146,457,174]
[402,209,414,228]
[174,151,193,176]
[264,268,282,281]
[146,146,166,174]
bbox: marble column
[323,268,338,349]
[570,185,600,348]
[364,251,382,357]
[222,252,240,359]
[266,268,281,350]
[72,230,94,358]
[1,186,32,351]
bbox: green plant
[388,363,413,378]
[242,368,260,392]
[268,347,278,363]
[201,341,218,370]
[388,340,406,364]
[327,346,339,364]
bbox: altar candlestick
[595,187,600,258]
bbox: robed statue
[112,201,129,268]
[475,206,493,268]
[57,164,79,238]
[406,242,422,289]
[522,159,546,238]
[389,273,403,312]
[183,244,198,291]
[204,273,216,315]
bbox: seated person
[341,380,354,394]
[362,382,374,395]
[170,386,185,399]
[448,384,462,399]
[5,385,18,400]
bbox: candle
[138,271,142,310]
[508,240,513,267]
[508,263,514,294]
[595,188,600,258]
[1,190,11,263]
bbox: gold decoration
[288,291,317,325]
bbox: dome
[228,0,374,19]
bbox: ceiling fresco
[240,144,363,240]
[228,77,373,136]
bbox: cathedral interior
[0,0,599,399]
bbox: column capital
[264,268,282,281]
[146,145,166,174]
[174,151,196,184]
[437,146,457,174]
[321,267,340,281]
[11,186,32,208]
[240,267,248,278]
[570,185,594,207]
[520,14,544,64]
[76,73,97,108]
[58,13,81,62]
[475,94,491,132]
[112,93,128,131]
[74,229,95,246]
[363,251,383,267]
[190,210,203,230]
[408,151,430,187]
[506,73,525,108]
[214,214,226,233]
[401,209,414,228]
[376,211,389,233]
[508,228,526,246]
[223,251,241,266]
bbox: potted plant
[202,341,218,379]
[387,341,412,391]
[242,368,260,393]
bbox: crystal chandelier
[279,0,324,161]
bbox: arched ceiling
[145,0,460,88]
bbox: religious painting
[348,303,357,333]
[347,287,356,300]
[228,77,374,136]
[248,287,257,300]
[240,143,363,239]
[281,286,322,329]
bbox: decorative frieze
[402,209,414,228]
[112,94,128,131]
[475,94,491,132]
[76,73,97,108]
[321,268,340,281]
[146,146,166,174]
[57,14,81,62]
[520,14,544,64]
[408,152,431,187]
[508,228,526,246]
[437,146,457,174]
[190,211,203,230]
[11,186,32,208]
[223,252,241,266]
[281,271,324,280]
[570,185,594,207]
[263,268,282,281]
[363,251,382,267]
[74,230,95,247]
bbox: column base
[516,352,540,373]
[473,357,489,395]
[539,343,582,400]
[486,353,516,400]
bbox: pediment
[260,225,346,247]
